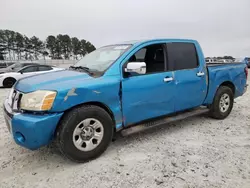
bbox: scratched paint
[64,88,78,101]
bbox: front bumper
[3,100,63,150]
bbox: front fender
[50,77,123,129]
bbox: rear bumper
[3,100,63,150]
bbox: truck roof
[113,38,198,46]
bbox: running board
[121,107,209,136]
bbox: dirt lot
[0,78,250,188]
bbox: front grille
[7,89,22,111]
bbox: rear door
[166,42,207,112]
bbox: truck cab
[3,39,248,162]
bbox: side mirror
[125,62,146,75]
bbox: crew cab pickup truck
[3,39,248,162]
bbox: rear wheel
[3,77,16,88]
[56,105,114,162]
[209,86,234,119]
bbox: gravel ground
[0,78,250,188]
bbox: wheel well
[64,101,116,126]
[3,77,16,82]
[55,102,117,138]
[84,102,115,122]
[220,81,235,94]
[3,77,16,86]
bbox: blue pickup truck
[3,39,248,162]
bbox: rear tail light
[244,66,248,79]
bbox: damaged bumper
[3,100,63,150]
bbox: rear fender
[204,66,246,104]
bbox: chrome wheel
[219,93,230,113]
[73,118,104,151]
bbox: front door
[122,43,175,126]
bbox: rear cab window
[166,42,199,71]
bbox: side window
[21,66,38,73]
[167,43,198,70]
[135,48,146,62]
[38,66,52,71]
[126,44,165,75]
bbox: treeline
[0,29,96,60]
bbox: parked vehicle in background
[0,61,15,69]
[3,39,248,162]
[244,57,250,68]
[0,64,64,87]
[0,62,38,74]
[234,57,250,68]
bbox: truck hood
[15,70,94,93]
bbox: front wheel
[56,105,114,162]
[209,86,234,119]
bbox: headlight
[20,90,57,111]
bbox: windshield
[11,64,24,71]
[73,45,131,72]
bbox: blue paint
[172,41,207,111]
[5,38,248,150]
[11,112,63,150]
[204,63,247,104]
[122,71,175,125]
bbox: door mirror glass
[125,62,146,74]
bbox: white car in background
[0,64,64,87]
[0,62,36,74]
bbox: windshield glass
[11,64,24,71]
[73,45,131,72]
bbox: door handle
[197,72,205,77]
[164,77,174,82]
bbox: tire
[56,105,114,163]
[209,86,234,119]
[3,77,16,88]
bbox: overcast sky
[1,0,250,57]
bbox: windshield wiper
[69,66,93,75]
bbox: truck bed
[204,62,247,105]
